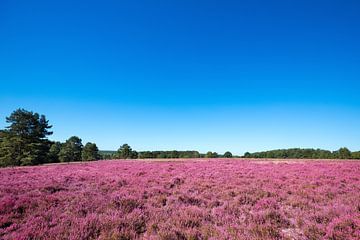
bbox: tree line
[101,150,234,159]
[0,109,235,167]
[243,148,360,159]
[0,109,104,167]
[0,109,359,167]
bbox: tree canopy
[224,151,233,158]
[58,136,83,162]
[243,148,357,159]
[48,142,62,163]
[205,151,219,158]
[0,109,53,166]
[5,108,53,139]
[82,142,100,161]
[116,144,138,159]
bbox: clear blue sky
[1,0,360,155]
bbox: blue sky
[1,0,360,154]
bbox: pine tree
[0,109,52,166]
[82,142,100,161]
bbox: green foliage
[205,151,219,158]
[244,152,251,158]
[335,147,352,159]
[48,142,62,163]
[243,148,357,159]
[98,150,116,160]
[116,144,131,159]
[223,151,233,158]
[0,109,52,167]
[82,142,100,161]
[20,142,51,166]
[138,151,153,159]
[59,136,83,162]
[131,150,138,159]
[351,151,360,159]
[5,108,53,139]
[138,150,201,159]
[116,144,138,159]
[0,133,23,167]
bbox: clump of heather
[0,159,359,239]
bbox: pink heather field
[0,159,360,240]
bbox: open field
[1,159,359,240]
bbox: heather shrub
[325,215,360,240]
[112,196,143,213]
[0,160,359,239]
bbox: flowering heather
[0,159,359,240]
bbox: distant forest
[244,148,360,160]
[100,150,235,160]
[0,109,359,167]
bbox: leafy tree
[59,136,83,162]
[205,151,213,158]
[138,151,154,159]
[223,151,233,158]
[48,142,62,163]
[170,150,179,158]
[0,109,52,166]
[205,151,218,158]
[351,151,360,159]
[244,152,251,158]
[116,144,134,159]
[336,147,351,159]
[0,133,23,167]
[82,142,100,161]
[21,142,51,166]
[131,150,138,159]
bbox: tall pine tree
[0,109,53,166]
